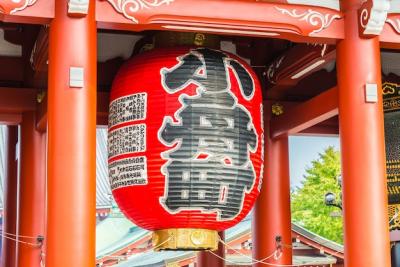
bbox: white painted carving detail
[107,0,174,23]
[0,0,37,14]
[275,7,341,35]
[386,18,400,34]
[266,55,285,84]
[68,0,89,15]
[360,0,390,35]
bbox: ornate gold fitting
[154,32,220,48]
[271,103,284,116]
[193,33,206,46]
[389,204,400,231]
[152,228,219,251]
[36,91,46,103]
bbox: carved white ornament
[107,0,174,23]
[275,7,341,35]
[68,0,89,15]
[1,0,37,14]
[386,18,400,34]
[360,0,390,35]
[266,55,285,83]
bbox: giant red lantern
[108,47,264,250]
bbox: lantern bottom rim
[152,228,219,251]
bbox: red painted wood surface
[0,0,53,24]
[96,0,344,42]
[380,13,400,48]
[337,0,391,266]
[46,0,97,266]
[17,112,46,267]
[270,87,338,138]
[0,126,18,267]
[253,106,292,267]
[266,44,336,89]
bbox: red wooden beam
[30,26,49,73]
[267,69,337,101]
[0,114,22,125]
[0,0,54,24]
[96,0,344,43]
[270,86,338,139]
[380,13,400,49]
[0,87,109,128]
[0,56,24,83]
[298,124,339,136]
[0,87,37,113]
[36,91,110,131]
[266,44,336,90]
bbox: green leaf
[291,147,343,244]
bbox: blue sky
[289,136,340,189]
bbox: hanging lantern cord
[0,230,45,266]
[211,235,334,266]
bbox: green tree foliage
[291,147,343,244]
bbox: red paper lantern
[108,47,264,250]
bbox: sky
[289,136,340,189]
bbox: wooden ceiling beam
[0,56,24,83]
[97,0,344,43]
[270,86,338,139]
[266,43,336,100]
[27,26,48,88]
[35,91,110,132]
[30,26,48,73]
[0,87,37,113]
[0,0,53,24]
[297,124,339,136]
[378,10,400,48]
[0,113,22,125]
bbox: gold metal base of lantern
[152,228,219,251]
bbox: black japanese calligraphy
[159,48,257,220]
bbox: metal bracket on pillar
[69,66,84,88]
[359,0,390,36]
[68,0,89,16]
[365,83,378,103]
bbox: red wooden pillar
[253,107,292,266]
[0,126,18,267]
[197,232,225,267]
[46,0,97,266]
[17,112,46,267]
[337,0,391,266]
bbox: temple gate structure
[0,0,399,266]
